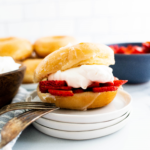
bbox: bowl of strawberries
[109,42,150,83]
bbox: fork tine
[10,103,56,108]
[0,108,58,149]
[0,102,56,110]
[12,105,57,109]
[9,106,57,111]
[0,102,57,115]
[8,102,56,106]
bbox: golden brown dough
[35,42,116,110]
[0,37,33,61]
[30,51,40,59]
[34,42,115,82]
[23,59,43,83]
[37,86,118,110]
[34,36,77,57]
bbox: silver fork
[0,102,57,115]
[0,102,59,148]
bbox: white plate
[33,113,131,140]
[21,83,38,91]
[35,110,131,131]
[27,89,132,123]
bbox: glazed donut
[0,37,33,61]
[34,36,77,57]
[30,51,40,59]
[34,42,115,83]
[33,42,119,110]
[23,59,43,83]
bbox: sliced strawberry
[73,89,84,93]
[114,77,118,81]
[40,85,72,90]
[101,82,114,87]
[56,86,72,90]
[93,86,118,92]
[39,86,48,93]
[88,82,100,88]
[48,89,74,96]
[114,80,128,86]
[40,80,66,87]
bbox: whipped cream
[0,56,21,74]
[48,65,114,89]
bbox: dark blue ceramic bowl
[108,43,150,84]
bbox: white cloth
[0,87,29,150]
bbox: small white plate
[35,110,131,131]
[21,83,38,91]
[33,113,131,140]
[27,89,132,123]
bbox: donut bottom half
[37,86,118,110]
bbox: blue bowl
[108,43,150,84]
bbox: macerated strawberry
[117,46,126,54]
[114,80,128,86]
[40,80,66,87]
[109,45,119,54]
[131,46,144,54]
[142,42,150,53]
[88,82,100,88]
[93,86,118,92]
[48,89,74,96]
[73,89,84,93]
[41,85,72,90]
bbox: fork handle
[0,108,58,149]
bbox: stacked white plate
[27,89,132,140]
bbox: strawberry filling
[39,79,128,96]
[93,86,118,92]
[88,82,100,88]
[40,80,66,86]
[73,89,84,93]
[48,89,73,96]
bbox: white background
[0,0,150,44]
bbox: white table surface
[13,82,150,150]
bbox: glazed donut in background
[23,59,43,83]
[34,36,77,57]
[30,51,40,59]
[0,37,33,61]
[34,42,127,110]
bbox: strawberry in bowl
[109,42,150,83]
